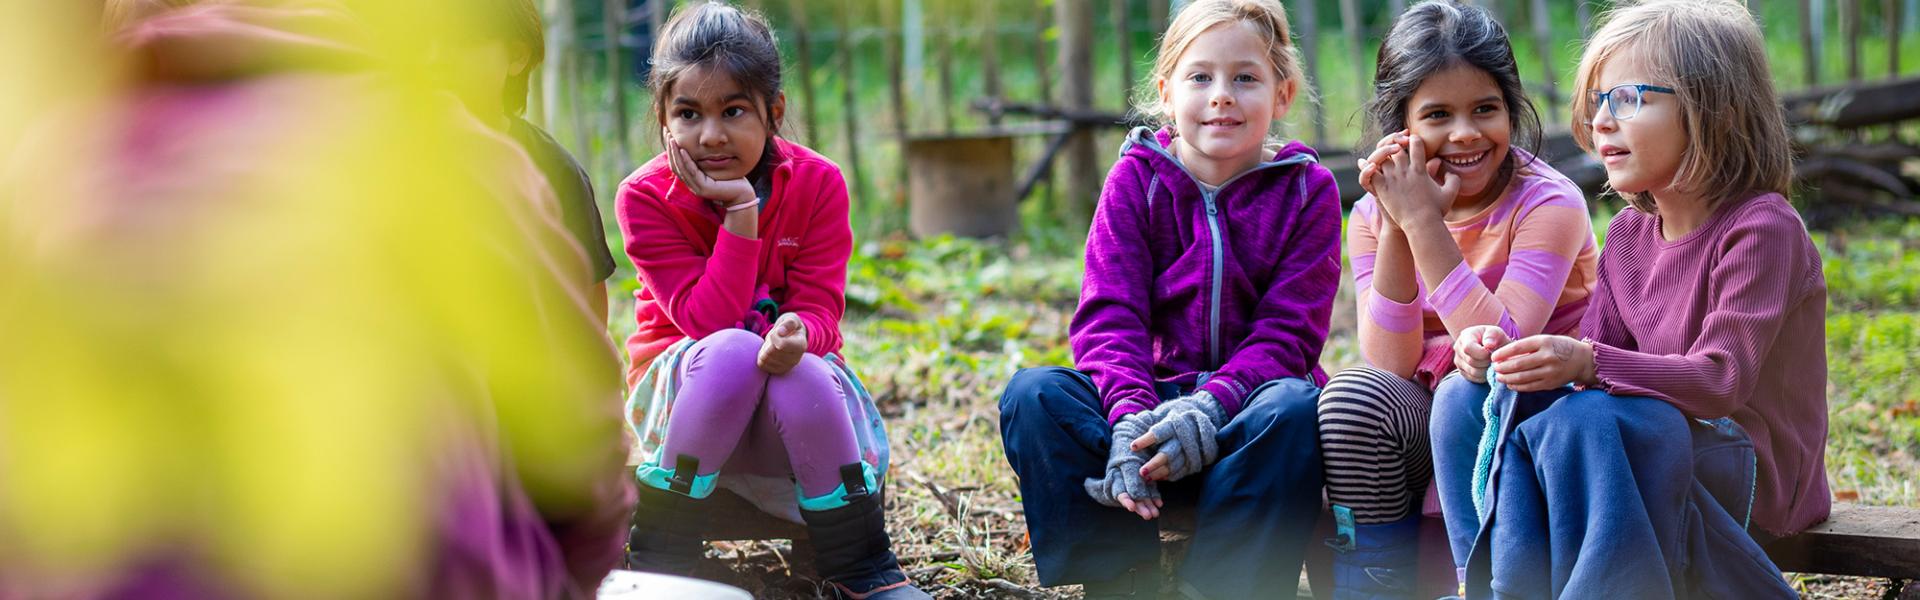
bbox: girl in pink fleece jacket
[613,4,925,599]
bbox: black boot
[625,483,706,575]
[800,468,929,599]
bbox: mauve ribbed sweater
[1583,192,1831,535]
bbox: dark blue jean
[1430,374,1793,599]
[999,367,1324,598]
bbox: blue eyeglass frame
[1588,83,1676,121]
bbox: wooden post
[1529,0,1559,120]
[937,5,955,134]
[792,0,820,144]
[1297,0,1326,145]
[1340,0,1365,107]
[1390,0,1406,17]
[1577,0,1591,37]
[1057,0,1098,221]
[1800,0,1820,87]
[883,0,909,208]
[603,0,629,165]
[1150,0,1169,39]
[1114,0,1134,108]
[1892,0,1904,77]
[1033,0,1056,211]
[1845,0,1862,82]
[1034,2,1054,106]
[840,0,865,206]
[983,0,1003,127]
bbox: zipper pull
[1206,202,1218,216]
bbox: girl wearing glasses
[1324,2,1598,595]
[1431,0,1822,597]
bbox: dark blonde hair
[1134,0,1307,129]
[1571,0,1793,214]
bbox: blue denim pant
[1430,374,1794,599]
[998,367,1324,598]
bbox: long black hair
[1364,1,1542,183]
[648,1,786,180]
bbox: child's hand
[1132,392,1226,482]
[756,313,808,375]
[1453,325,1512,383]
[1356,129,1410,198]
[1490,334,1597,392]
[663,128,756,209]
[1372,135,1459,228]
[1085,412,1163,520]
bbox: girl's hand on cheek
[1372,135,1458,228]
[1356,130,1410,198]
[663,128,756,208]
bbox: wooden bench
[1176,503,1920,599]
[1766,504,1920,598]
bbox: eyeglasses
[1586,83,1676,122]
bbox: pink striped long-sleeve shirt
[1349,156,1600,388]
[1583,193,1830,536]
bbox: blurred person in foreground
[0,0,630,597]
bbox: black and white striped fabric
[1316,367,1436,524]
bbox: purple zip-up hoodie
[1072,126,1342,425]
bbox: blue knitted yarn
[1470,369,1515,518]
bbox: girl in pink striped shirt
[1315,3,1598,596]
[1432,1,1820,597]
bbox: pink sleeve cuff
[1368,289,1426,334]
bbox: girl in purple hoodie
[997,0,1341,597]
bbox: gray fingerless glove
[1084,411,1160,507]
[1143,391,1227,482]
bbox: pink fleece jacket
[615,138,852,388]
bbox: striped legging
[1316,367,1435,524]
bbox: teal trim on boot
[635,462,718,499]
[1329,512,1421,600]
[797,462,881,512]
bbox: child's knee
[1239,378,1320,433]
[689,328,763,364]
[998,367,1085,424]
[766,355,847,416]
[1526,390,1686,442]
[1431,373,1489,435]
[1316,368,1394,428]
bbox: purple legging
[659,328,861,499]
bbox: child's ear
[768,92,787,130]
[507,43,534,78]
[1272,78,1299,120]
[1157,76,1171,108]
